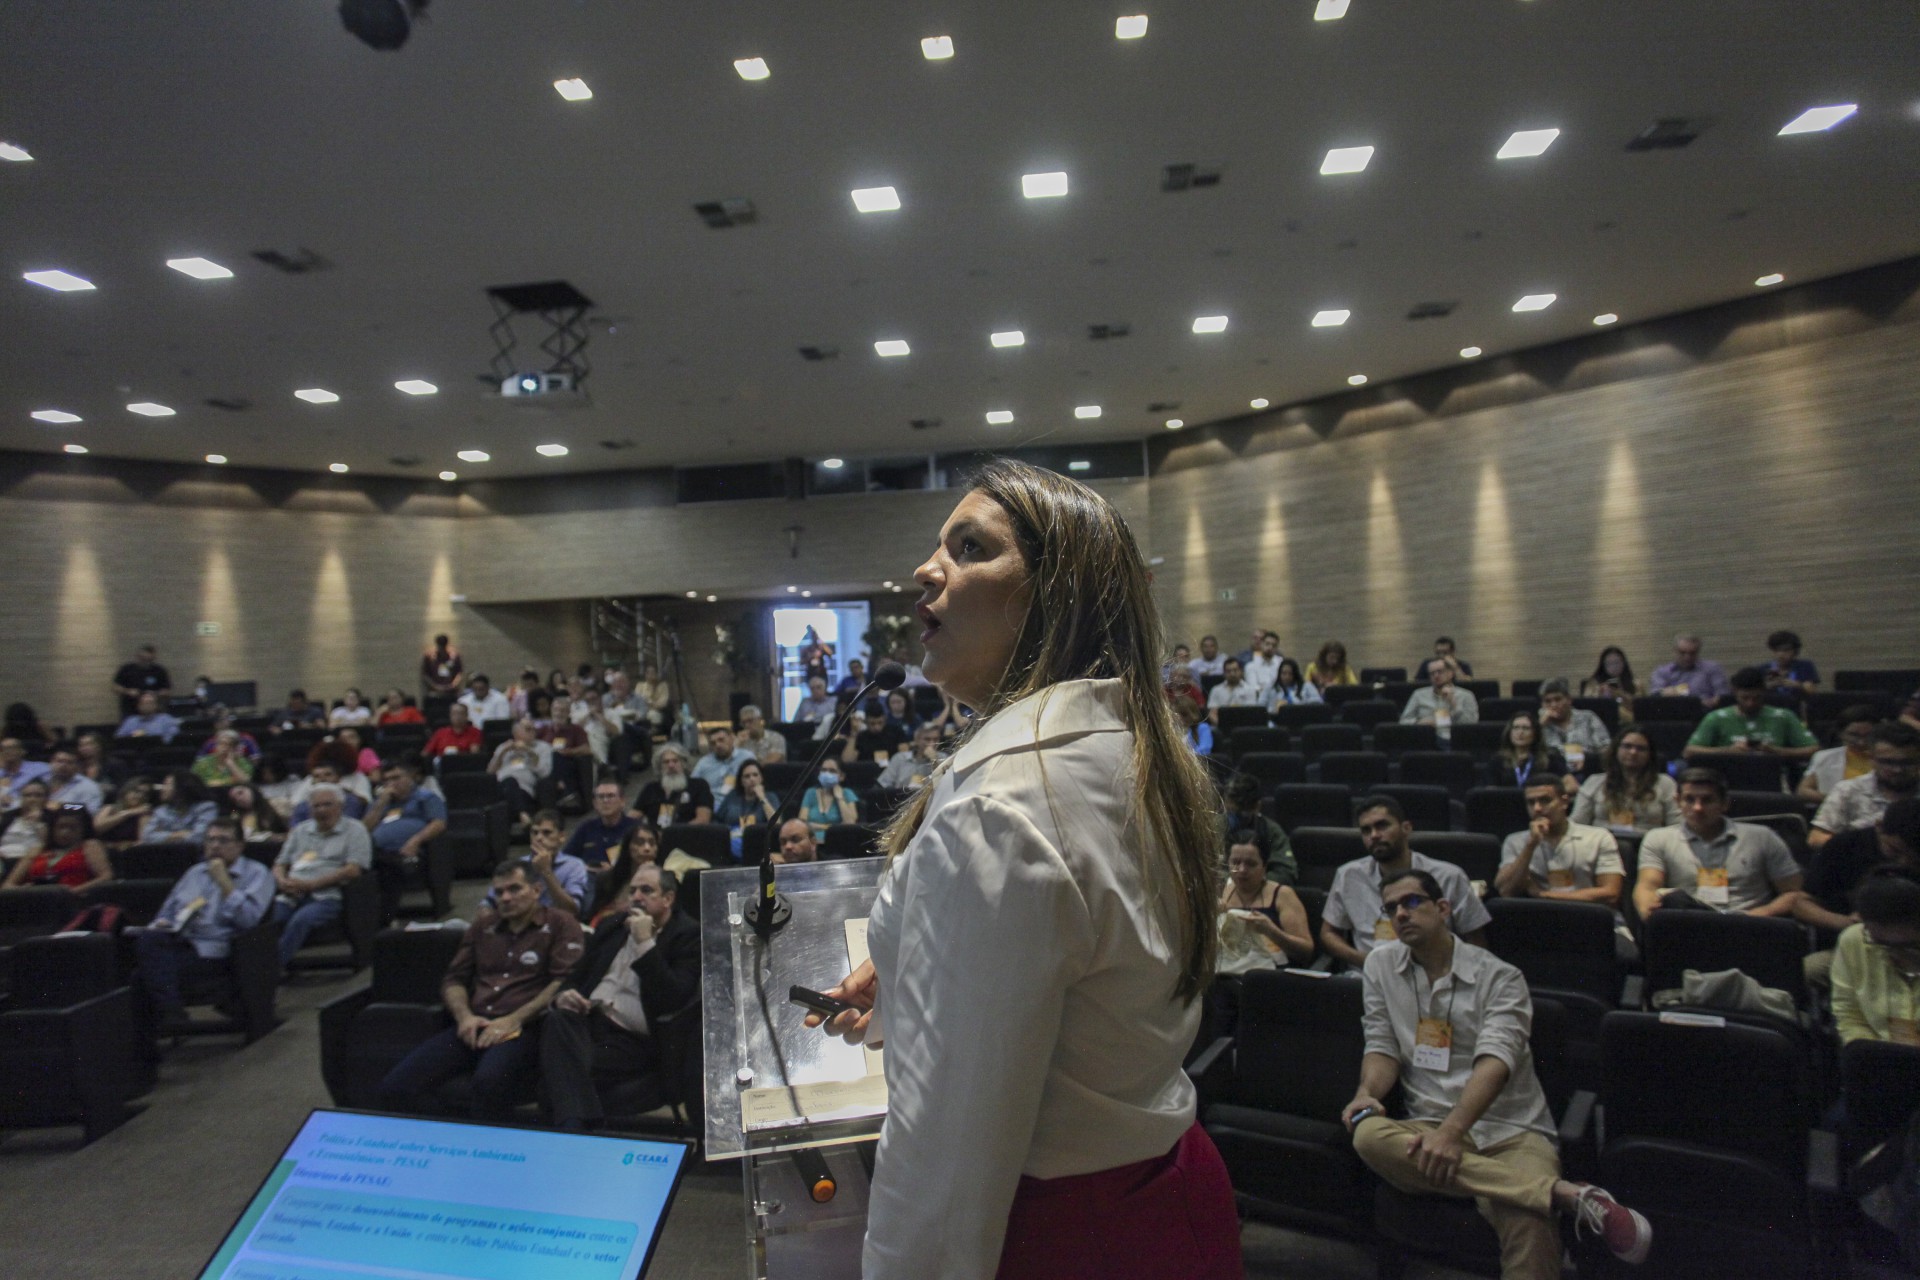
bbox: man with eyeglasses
[1649,632,1731,708]
[1794,799,1920,991]
[1342,868,1653,1273]
[1832,867,1920,1046]
[1320,795,1489,973]
[134,817,275,1032]
[1811,723,1920,851]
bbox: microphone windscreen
[872,661,908,691]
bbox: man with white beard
[632,743,714,828]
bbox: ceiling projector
[340,0,428,51]
[499,371,589,410]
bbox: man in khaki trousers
[1341,869,1653,1276]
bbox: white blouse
[863,678,1199,1279]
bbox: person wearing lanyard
[1343,869,1653,1274]
[806,459,1240,1280]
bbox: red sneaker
[1571,1184,1652,1264]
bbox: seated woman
[1266,657,1324,709]
[1306,639,1358,691]
[224,782,287,842]
[96,776,155,845]
[329,687,374,727]
[799,765,859,836]
[376,688,425,726]
[1570,726,1681,833]
[879,689,920,743]
[1579,645,1638,705]
[1797,706,1881,806]
[1211,833,1315,1036]
[632,744,714,827]
[193,729,256,788]
[1484,710,1568,790]
[591,821,660,924]
[306,730,378,800]
[3,804,112,891]
[1173,694,1215,757]
[146,770,219,843]
[0,778,51,869]
[716,758,781,854]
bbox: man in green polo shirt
[1682,666,1818,763]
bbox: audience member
[541,862,700,1130]
[1494,777,1633,957]
[0,779,50,866]
[1399,657,1479,738]
[1189,635,1227,679]
[1244,632,1284,693]
[270,783,372,970]
[311,727,381,796]
[1682,667,1818,762]
[223,782,286,842]
[1537,679,1612,776]
[878,689,920,747]
[378,859,583,1120]
[421,633,465,697]
[1648,633,1730,708]
[1344,868,1652,1274]
[117,691,182,743]
[1812,723,1920,849]
[1307,639,1358,690]
[75,730,125,790]
[487,720,553,829]
[147,770,219,842]
[1217,833,1313,969]
[1797,707,1882,806]
[1162,643,1193,683]
[268,689,327,734]
[716,758,780,839]
[640,662,672,731]
[878,723,944,790]
[3,702,54,745]
[692,726,755,800]
[833,658,869,700]
[795,675,837,727]
[1579,646,1638,704]
[1235,629,1267,665]
[329,688,374,727]
[111,644,173,717]
[564,782,640,871]
[196,708,262,762]
[736,705,788,765]
[423,703,483,758]
[95,778,155,845]
[1485,712,1567,790]
[1321,796,1490,971]
[192,730,254,788]
[519,811,591,915]
[592,822,661,920]
[134,817,274,1031]
[1206,657,1266,724]
[600,671,650,781]
[2,805,111,890]
[1414,636,1474,682]
[377,688,425,725]
[799,765,859,836]
[1570,727,1680,833]
[1761,630,1820,705]
[1164,663,1205,710]
[508,670,541,719]
[1831,868,1920,1046]
[1795,800,1920,987]
[1633,768,1802,917]
[457,674,511,725]
[773,817,819,865]
[364,757,449,917]
[0,738,51,810]
[290,763,369,823]
[1175,695,1215,757]
[633,746,714,829]
[40,743,102,814]
[542,693,596,803]
[1218,772,1298,886]
[1266,658,1323,708]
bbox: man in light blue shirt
[134,817,275,1029]
[115,691,182,743]
[271,785,374,969]
[692,726,755,799]
[41,743,103,814]
[0,738,51,811]
[365,757,449,922]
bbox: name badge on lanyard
[1696,864,1730,906]
[1414,1018,1453,1070]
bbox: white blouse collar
[948,678,1130,779]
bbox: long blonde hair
[880,460,1221,1002]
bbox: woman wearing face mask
[807,460,1239,1280]
[800,764,859,837]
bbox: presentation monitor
[197,1108,690,1280]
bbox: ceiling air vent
[797,345,840,362]
[694,198,758,228]
[1087,323,1131,340]
[250,248,331,274]
[1406,300,1458,321]
[204,397,252,411]
[1626,118,1703,151]
[1162,163,1222,192]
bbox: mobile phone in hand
[790,985,856,1019]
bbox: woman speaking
[810,460,1241,1279]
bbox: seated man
[269,688,327,734]
[1793,798,1920,988]
[1681,666,1818,763]
[1649,633,1730,708]
[1344,869,1651,1275]
[1188,634,1227,680]
[41,742,103,814]
[1216,771,1298,887]
[1399,657,1479,738]
[773,817,819,865]
[794,676,838,729]
[378,859,584,1120]
[1321,795,1490,972]
[456,673,512,725]
[115,691,181,743]
[541,693,597,805]
[833,658,868,700]
[1633,767,1802,918]
[1243,631,1285,693]
[1493,775,1634,960]
[736,704,788,765]
[632,746,714,829]
[878,722,944,791]
[289,762,368,824]
[541,864,700,1129]
[1536,679,1611,777]
[1205,657,1266,725]
[564,781,639,872]
[486,719,553,829]
[1760,629,1820,706]
[600,672,651,783]
[1812,723,1920,850]
[692,726,755,801]
[423,702,483,759]
[270,784,373,971]
[1413,635,1474,683]
[1832,867,1920,1045]
[134,817,275,1030]
[364,756,449,921]
[0,737,51,810]
[523,810,591,915]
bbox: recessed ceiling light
[394,379,438,395]
[535,443,569,457]
[706,594,718,602]
[456,449,490,462]
[1022,171,1069,199]
[0,142,32,162]
[1755,273,1785,287]
[23,269,95,292]
[1320,145,1374,175]
[206,454,228,465]
[1347,373,1369,386]
[1778,104,1857,136]
[1314,0,1350,18]
[439,470,458,481]
[1068,460,1092,471]
[985,410,1015,425]
[990,330,1026,348]
[1311,309,1351,327]
[801,590,813,598]
[329,462,350,473]
[1191,315,1229,334]
[126,402,175,417]
[294,388,340,404]
[1592,313,1619,326]
[63,443,87,454]
[553,78,593,101]
[1165,418,1185,429]
[921,35,954,59]
[685,590,699,599]
[1249,398,1270,409]
[883,580,895,588]
[1459,346,1483,358]
[165,256,234,280]
[786,585,798,594]
[1512,293,1557,312]
[1074,405,1102,419]
[733,57,770,81]
[821,457,845,469]
[31,409,82,424]
[850,185,901,213]
[1496,128,1561,159]
[891,584,905,592]
[1115,15,1149,39]
[873,338,910,357]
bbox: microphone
[745,661,907,939]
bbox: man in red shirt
[424,703,483,758]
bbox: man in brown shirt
[377,859,585,1119]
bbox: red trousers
[995,1123,1244,1280]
